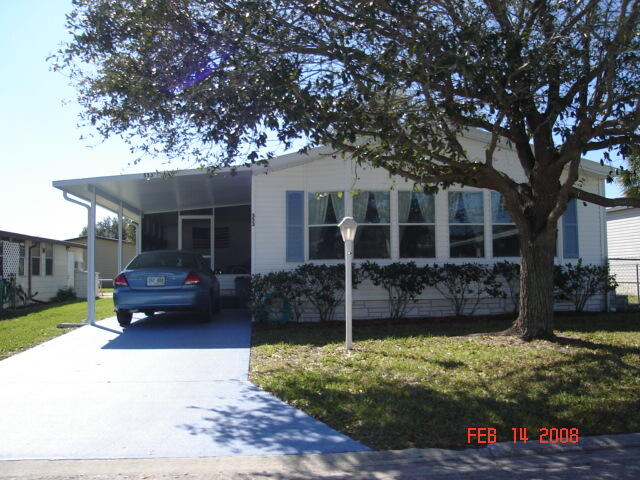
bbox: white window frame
[307,191,345,261]
[398,190,436,259]
[490,192,519,259]
[352,190,392,260]
[447,190,486,259]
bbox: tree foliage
[617,149,640,199]
[80,216,136,242]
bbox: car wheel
[117,310,132,327]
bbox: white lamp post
[338,216,358,350]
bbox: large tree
[56,0,640,339]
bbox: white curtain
[330,193,345,221]
[398,192,412,223]
[491,192,513,223]
[373,192,390,223]
[450,192,483,223]
[309,193,329,225]
[353,191,369,223]
[417,193,434,223]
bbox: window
[353,191,390,258]
[563,198,579,258]
[31,245,41,276]
[308,192,344,260]
[491,192,519,257]
[45,243,53,276]
[449,192,484,258]
[398,191,435,258]
[18,242,25,276]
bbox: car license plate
[147,276,165,287]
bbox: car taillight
[114,273,128,287]
[184,272,202,285]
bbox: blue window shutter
[562,199,579,258]
[286,191,305,262]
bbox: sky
[0,1,627,242]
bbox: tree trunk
[508,227,558,341]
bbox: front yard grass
[250,313,640,450]
[0,298,115,360]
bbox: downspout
[63,190,97,323]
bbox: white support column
[135,219,142,255]
[117,202,123,272]
[86,185,97,324]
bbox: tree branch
[571,187,640,207]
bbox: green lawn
[250,313,640,450]
[0,298,115,360]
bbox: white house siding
[607,208,640,259]
[252,138,608,320]
[606,208,640,296]
[13,241,85,302]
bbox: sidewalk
[2,433,639,479]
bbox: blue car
[113,250,221,327]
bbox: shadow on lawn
[254,348,640,450]
[251,314,640,450]
[252,313,640,348]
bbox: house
[52,130,610,321]
[0,230,86,303]
[606,206,640,298]
[65,235,137,287]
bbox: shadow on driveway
[99,310,251,350]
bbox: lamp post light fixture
[338,216,358,350]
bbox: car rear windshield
[128,252,198,269]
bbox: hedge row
[247,260,617,322]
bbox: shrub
[361,261,433,321]
[53,287,76,303]
[296,263,360,322]
[247,274,271,322]
[434,263,503,316]
[493,261,520,314]
[266,270,306,322]
[554,259,618,312]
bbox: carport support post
[117,202,123,273]
[135,219,141,255]
[86,185,97,323]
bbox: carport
[53,168,252,322]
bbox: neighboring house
[53,129,610,319]
[606,206,640,297]
[0,230,86,302]
[65,235,137,286]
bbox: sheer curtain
[309,194,329,225]
[353,192,369,222]
[417,193,434,223]
[398,192,412,223]
[373,192,390,223]
[450,192,483,223]
[330,193,345,221]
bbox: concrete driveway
[0,310,368,460]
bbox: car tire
[117,310,132,327]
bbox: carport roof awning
[52,168,252,221]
